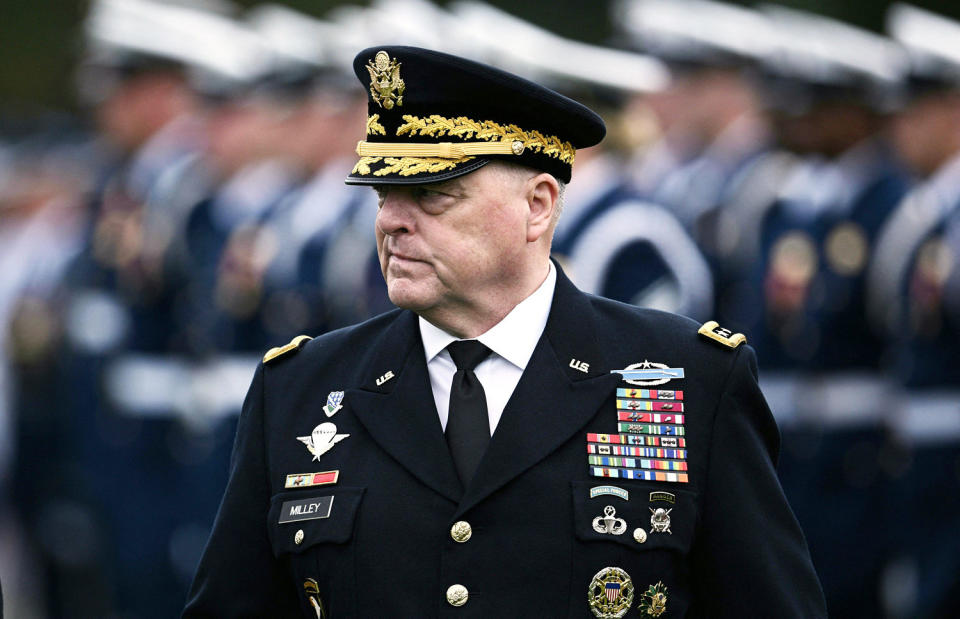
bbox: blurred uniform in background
[3,0,960,616]
[448,1,715,320]
[11,2,265,616]
[869,5,960,616]
[742,8,912,617]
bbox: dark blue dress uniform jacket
[183,267,826,618]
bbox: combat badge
[324,391,344,417]
[588,567,634,618]
[650,508,672,534]
[592,505,627,536]
[366,50,405,109]
[298,423,350,460]
[639,581,668,617]
[611,360,685,386]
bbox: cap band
[356,139,523,158]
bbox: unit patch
[590,485,629,501]
[639,581,668,617]
[324,391,344,417]
[588,567,634,618]
[278,495,334,524]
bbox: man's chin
[386,281,436,313]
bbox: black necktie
[445,340,492,485]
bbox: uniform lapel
[454,265,620,518]
[346,311,463,504]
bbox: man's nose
[376,190,413,236]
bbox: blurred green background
[3,0,960,114]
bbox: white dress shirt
[419,261,557,435]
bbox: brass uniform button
[633,527,647,544]
[450,521,472,543]
[295,529,305,545]
[446,584,469,607]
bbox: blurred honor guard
[869,5,960,615]
[615,0,775,230]
[449,1,712,319]
[184,46,825,617]
[12,2,273,617]
[739,8,913,617]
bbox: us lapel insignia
[297,423,350,460]
[588,567,634,618]
[639,581,668,617]
[376,370,395,386]
[610,360,684,386]
[324,391,345,417]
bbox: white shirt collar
[419,261,556,370]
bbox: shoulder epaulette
[698,321,746,349]
[263,335,313,364]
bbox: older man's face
[373,163,533,322]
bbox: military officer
[184,46,825,617]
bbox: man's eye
[413,187,442,200]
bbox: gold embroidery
[396,114,575,164]
[351,156,476,177]
[365,51,405,110]
[366,114,386,136]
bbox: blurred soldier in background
[743,8,912,617]
[447,1,714,320]
[870,5,960,615]
[10,2,269,616]
[4,0,960,616]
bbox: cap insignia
[366,114,386,136]
[366,51,405,110]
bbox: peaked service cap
[345,45,605,185]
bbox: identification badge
[278,496,335,524]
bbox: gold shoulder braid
[263,335,313,363]
[698,321,747,349]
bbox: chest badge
[324,391,344,417]
[639,581,668,617]
[588,567,634,618]
[297,423,350,461]
[650,507,673,534]
[611,360,684,386]
[592,505,627,536]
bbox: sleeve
[689,346,827,617]
[182,364,300,617]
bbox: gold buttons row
[447,521,473,605]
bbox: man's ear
[525,173,559,243]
